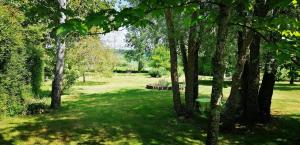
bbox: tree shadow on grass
[221,114,300,145]
[38,89,51,98]
[274,83,300,91]
[0,134,13,145]
[199,80,232,87]
[1,89,207,144]
[2,89,299,144]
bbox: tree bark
[258,31,279,123]
[242,0,268,123]
[164,8,184,116]
[193,43,199,111]
[221,27,252,130]
[185,12,199,117]
[51,0,67,109]
[258,57,276,122]
[206,3,230,145]
[290,66,295,85]
[138,60,143,72]
[180,36,188,82]
[243,34,261,123]
[83,72,86,83]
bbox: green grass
[0,73,299,145]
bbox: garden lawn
[0,73,299,145]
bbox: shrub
[149,68,167,78]
[26,102,48,115]
[63,66,80,93]
[276,68,289,81]
[29,47,44,96]
[149,45,170,70]
[158,79,171,87]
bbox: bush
[149,45,170,70]
[63,66,80,93]
[29,47,44,96]
[149,68,167,78]
[0,88,27,116]
[276,68,289,81]
[158,79,171,87]
[26,102,48,115]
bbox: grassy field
[0,73,299,145]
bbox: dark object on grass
[26,103,48,115]
[114,70,149,73]
[146,84,172,90]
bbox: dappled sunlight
[221,114,300,145]
[1,88,206,144]
[1,74,299,144]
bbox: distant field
[0,73,299,145]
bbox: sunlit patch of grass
[75,81,108,86]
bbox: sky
[100,0,131,50]
[100,28,130,50]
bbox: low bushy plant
[149,68,167,78]
[63,66,80,93]
[26,98,48,115]
[158,79,171,87]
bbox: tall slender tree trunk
[51,0,67,109]
[164,8,184,116]
[185,12,199,117]
[180,36,188,81]
[138,60,143,72]
[193,44,199,111]
[206,3,230,145]
[83,72,86,83]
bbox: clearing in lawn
[0,73,299,145]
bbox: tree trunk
[258,32,278,123]
[242,0,268,124]
[290,66,295,85]
[206,3,230,145]
[185,12,198,117]
[83,72,86,83]
[51,0,67,109]
[221,27,252,130]
[243,34,261,123]
[193,45,199,111]
[180,36,188,82]
[164,8,184,116]
[258,58,276,122]
[138,60,143,72]
[241,60,250,117]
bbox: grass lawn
[0,73,299,145]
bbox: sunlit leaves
[56,19,88,36]
[282,30,300,37]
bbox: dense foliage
[0,4,31,116]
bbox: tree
[221,1,254,130]
[51,0,67,109]
[206,1,231,144]
[185,11,200,117]
[242,0,269,123]
[66,36,118,83]
[164,8,184,116]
